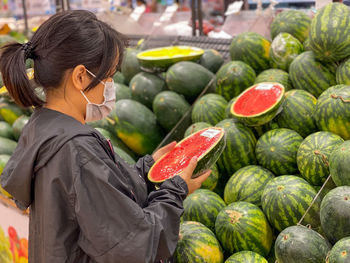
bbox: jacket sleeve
[74,156,188,263]
[134,154,156,193]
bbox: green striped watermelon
[0,137,17,155]
[0,121,14,140]
[320,186,350,244]
[130,72,166,109]
[289,51,337,97]
[256,128,303,175]
[230,32,271,74]
[215,201,273,256]
[192,94,227,125]
[327,237,350,263]
[254,69,292,91]
[216,61,256,101]
[152,91,190,131]
[225,97,238,119]
[201,164,220,191]
[200,49,224,73]
[315,85,350,139]
[303,37,311,51]
[183,189,226,232]
[275,89,318,137]
[309,3,350,62]
[225,251,268,263]
[184,122,211,138]
[336,58,350,85]
[330,141,350,186]
[224,165,275,206]
[275,225,331,263]
[262,175,321,232]
[113,147,136,165]
[115,83,131,101]
[121,48,142,84]
[270,10,311,43]
[297,131,344,186]
[174,221,224,263]
[215,119,257,177]
[270,33,304,72]
[113,71,126,84]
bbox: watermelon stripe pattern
[174,221,224,263]
[225,251,268,263]
[183,189,226,232]
[216,119,257,177]
[256,128,303,175]
[309,3,350,62]
[215,201,273,256]
[230,32,271,74]
[255,69,292,91]
[270,10,311,43]
[315,85,350,140]
[327,237,350,263]
[224,165,275,206]
[336,58,350,85]
[289,51,337,97]
[216,61,256,101]
[275,89,318,137]
[261,175,321,232]
[192,94,228,125]
[297,131,344,186]
[330,141,350,187]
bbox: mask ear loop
[86,68,105,85]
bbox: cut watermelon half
[148,127,226,184]
[231,82,285,126]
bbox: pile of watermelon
[174,3,350,262]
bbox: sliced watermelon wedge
[231,82,285,126]
[137,46,204,73]
[148,127,226,184]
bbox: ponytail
[0,42,43,108]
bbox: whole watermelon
[225,251,268,263]
[166,61,214,102]
[192,94,227,125]
[275,89,318,137]
[289,51,337,97]
[336,58,350,85]
[184,122,211,138]
[0,137,17,155]
[130,72,166,109]
[320,186,350,244]
[153,91,190,131]
[113,71,126,84]
[254,69,292,91]
[112,99,164,155]
[224,165,275,206]
[230,32,271,74]
[225,97,238,119]
[115,83,131,101]
[330,140,350,186]
[309,3,350,62]
[327,237,350,263]
[270,33,304,72]
[216,61,256,101]
[201,164,220,191]
[183,189,226,232]
[215,201,273,256]
[121,48,141,84]
[297,131,344,186]
[270,10,311,43]
[174,221,224,263]
[0,121,14,140]
[200,49,224,73]
[315,85,350,140]
[216,119,257,177]
[256,128,303,175]
[275,225,331,263]
[261,175,321,232]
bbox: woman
[0,10,210,263]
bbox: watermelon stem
[313,150,330,167]
[331,94,350,103]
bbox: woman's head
[0,10,126,109]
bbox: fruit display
[199,49,225,74]
[192,94,227,125]
[329,141,350,186]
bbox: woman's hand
[180,157,211,195]
[152,141,177,162]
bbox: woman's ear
[71,65,90,92]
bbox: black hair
[0,10,127,108]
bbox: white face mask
[81,69,116,122]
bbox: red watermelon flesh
[148,127,226,183]
[233,83,284,116]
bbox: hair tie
[22,42,34,59]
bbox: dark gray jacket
[1,108,188,263]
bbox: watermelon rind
[225,251,268,263]
[329,140,350,187]
[184,122,211,138]
[200,49,224,73]
[254,69,292,91]
[327,237,350,263]
[336,58,350,85]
